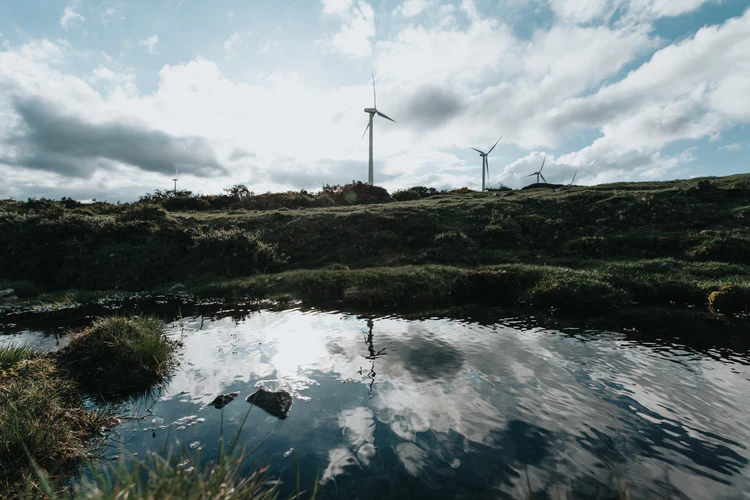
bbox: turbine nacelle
[364,107,377,113]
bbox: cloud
[101,2,125,26]
[60,6,85,30]
[2,95,224,178]
[399,86,465,128]
[322,0,375,58]
[393,0,431,17]
[720,142,744,151]
[138,35,159,54]
[258,40,279,53]
[18,40,66,64]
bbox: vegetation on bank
[60,315,179,400]
[1,175,749,315]
[0,350,111,498]
[0,316,178,497]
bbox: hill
[1,175,749,315]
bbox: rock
[208,391,240,409]
[169,284,186,292]
[246,388,292,419]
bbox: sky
[0,0,748,201]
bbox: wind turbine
[361,71,395,186]
[569,168,578,186]
[471,136,502,191]
[526,156,547,184]
[172,167,179,194]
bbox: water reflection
[2,304,750,499]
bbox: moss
[59,315,179,400]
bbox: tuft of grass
[59,315,179,400]
[0,357,111,498]
[0,344,33,370]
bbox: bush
[117,204,168,222]
[423,231,477,263]
[59,316,178,400]
[162,196,211,212]
[191,228,284,276]
[392,189,422,202]
[708,285,750,315]
[321,182,392,205]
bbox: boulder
[208,391,241,409]
[246,388,293,419]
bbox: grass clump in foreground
[0,351,111,498]
[28,407,302,500]
[0,343,33,370]
[60,315,179,400]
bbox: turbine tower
[471,136,502,191]
[362,71,395,186]
[526,156,547,184]
[172,167,179,194]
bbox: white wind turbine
[471,136,502,191]
[526,156,547,184]
[172,167,179,194]
[361,71,395,186]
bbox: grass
[59,315,179,400]
[0,353,112,499]
[22,406,311,500]
[2,174,749,315]
[0,343,33,370]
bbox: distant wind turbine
[361,71,395,186]
[172,167,179,194]
[569,168,578,185]
[526,156,547,184]
[471,136,502,191]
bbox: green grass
[59,315,179,400]
[2,174,750,315]
[0,356,112,499]
[0,344,33,370]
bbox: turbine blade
[540,155,546,172]
[571,169,578,184]
[372,69,376,109]
[487,136,502,155]
[525,173,537,177]
[376,111,396,123]
[485,158,490,177]
[540,173,547,183]
[471,148,485,154]
[361,121,370,139]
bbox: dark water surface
[2,301,750,499]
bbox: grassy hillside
[1,175,749,314]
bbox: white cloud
[393,0,431,18]
[60,6,85,30]
[322,0,375,58]
[101,3,125,26]
[223,32,241,54]
[138,35,159,54]
[18,40,66,64]
[721,142,744,151]
[258,40,279,53]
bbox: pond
[2,300,750,499]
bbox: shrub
[392,189,422,202]
[191,228,284,276]
[162,196,211,212]
[117,204,168,222]
[321,182,392,205]
[59,316,178,400]
[423,231,477,263]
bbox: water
[2,302,750,499]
